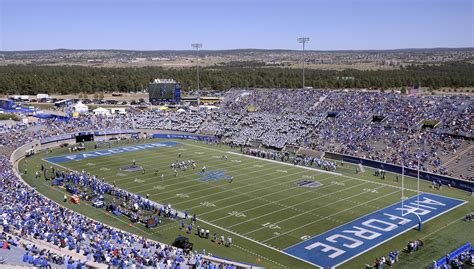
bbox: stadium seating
[430,242,473,269]
[0,88,472,267]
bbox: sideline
[227,151,342,176]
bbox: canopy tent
[73,102,88,114]
[93,107,110,116]
[156,106,169,111]
[200,105,219,110]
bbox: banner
[152,133,216,141]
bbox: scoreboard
[148,79,181,102]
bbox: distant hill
[1,47,473,55]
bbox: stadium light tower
[191,43,203,91]
[297,37,310,88]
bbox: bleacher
[444,145,474,181]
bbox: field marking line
[45,145,339,232]
[221,178,368,228]
[261,188,401,243]
[245,184,389,237]
[150,172,335,231]
[420,218,464,241]
[43,158,76,172]
[198,175,343,221]
[227,151,341,176]
[114,146,327,200]
[167,169,319,206]
[196,214,324,269]
[62,145,250,183]
[331,198,468,268]
[135,157,313,199]
[225,149,425,194]
[181,141,422,193]
[64,143,295,194]
[233,244,289,269]
[139,158,308,198]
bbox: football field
[27,139,473,268]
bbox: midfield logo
[198,170,233,182]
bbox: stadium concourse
[0,88,472,268]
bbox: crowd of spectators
[0,117,243,268]
[0,87,472,267]
[157,89,472,179]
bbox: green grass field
[19,139,474,268]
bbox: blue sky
[0,0,472,51]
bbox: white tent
[74,102,89,114]
[93,107,110,116]
[176,108,186,113]
[36,93,50,100]
[199,105,219,110]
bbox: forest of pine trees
[0,62,472,94]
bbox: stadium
[0,88,473,269]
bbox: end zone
[284,193,467,268]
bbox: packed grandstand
[0,88,473,268]
[134,89,472,180]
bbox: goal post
[357,163,365,173]
[400,160,422,232]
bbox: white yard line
[228,151,424,193]
[196,216,322,269]
[261,188,400,243]
[82,144,328,203]
[225,179,368,229]
[227,151,341,176]
[233,244,289,268]
[168,168,315,206]
[140,159,305,198]
[245,184,388,237]
[64,146,250,183]
[331,198,468,268]
[151,171,333,231]
[122,158,274,194]
[153,173,334,232]
[43,158,75,172]
[198,175,342,222]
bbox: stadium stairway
[444,146,474,180]
[443,143,473,168]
